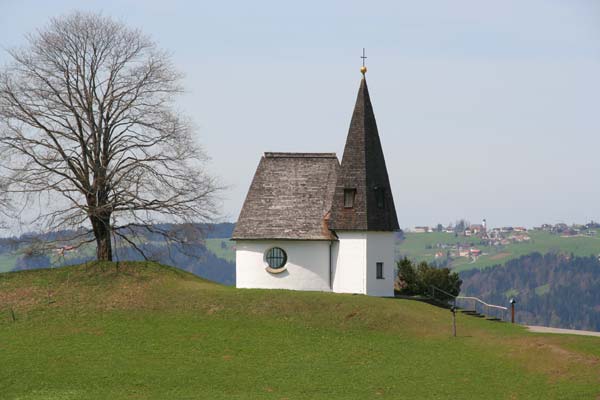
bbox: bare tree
[0,176,9,229]
[0,12,219,261]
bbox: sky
[1,0,599,229]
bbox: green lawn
[1,262,599,399]
[397,231,600,272]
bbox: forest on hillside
[0,223,236,285]
[460,252,600,331]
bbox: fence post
[451,306,457,337]
[510,298,516,323]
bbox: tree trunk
[91,214,113,261]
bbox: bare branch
[0,12,220,260]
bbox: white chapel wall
[235,240,332,291]
[332,231,367,294]
[365,231,395,297]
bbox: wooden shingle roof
[329,77,400,231]
[232,153,339,240]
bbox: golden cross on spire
[360,48,367,75]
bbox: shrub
[395,257,462,300]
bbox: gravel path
[527,325,600,337]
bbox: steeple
[329,75,399,232]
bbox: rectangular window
[374,186,385,209]
[344,188,356,208]
[376,262,384,279]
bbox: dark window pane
[266,247,287,269]
[374,186,385,209]
[344,189,356,208]
[376,262,384,279]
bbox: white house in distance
[232,66,399,296]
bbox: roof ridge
[265,152,337,159]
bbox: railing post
[510,298,516,323]
[451,306,457,337]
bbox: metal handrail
[429,285,508,321]
[456,296,508,311]
[430,285,456,299]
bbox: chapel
[232,65,399,296]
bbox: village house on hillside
[413,226,432,233]
[232,66,399,296]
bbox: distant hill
[397,231,600,272]
[461,252,600,331]
[6,226,597,282]
[399,232,600,331]
[0,223,236,285]
[1,262,599,399]
[183,229,600,275]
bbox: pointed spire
[329,76,399,231]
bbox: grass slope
[1,262,599,399]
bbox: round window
[265,247,287,273]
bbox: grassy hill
[0,237,235,284]
[0,222,237,275]
[397,231,600,272]
[1,262,599,399]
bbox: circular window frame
[264,247,288,274]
